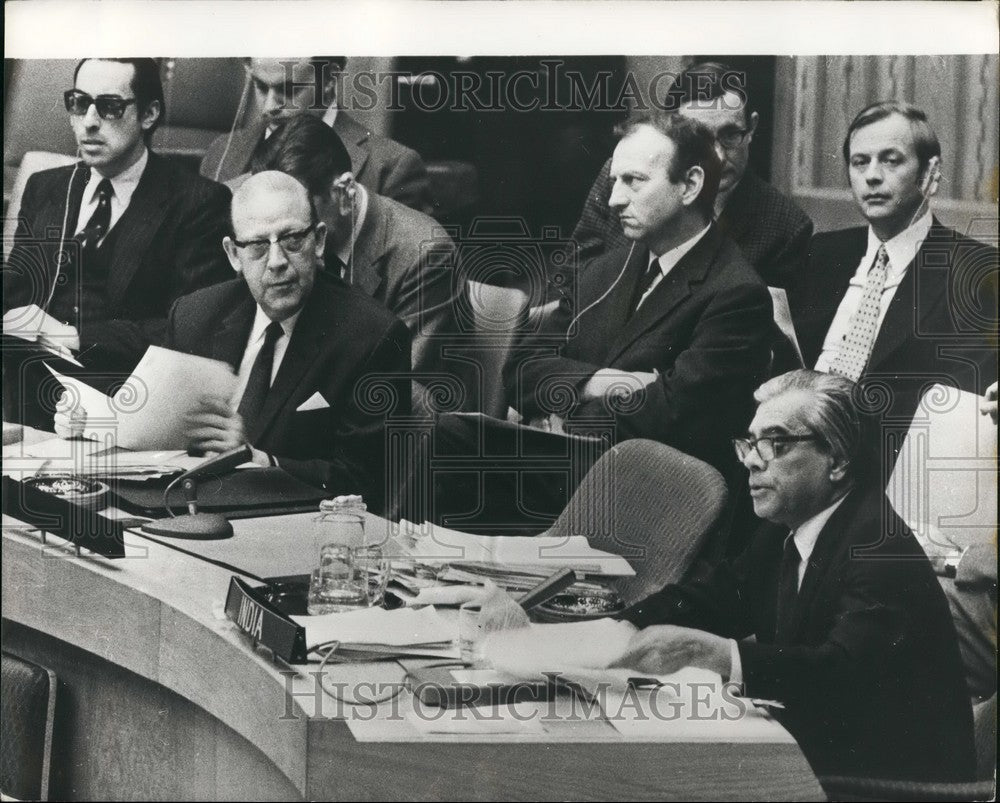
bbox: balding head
[223,171,326,322]
[231,170,315,239]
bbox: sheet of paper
[399,520,635,576]
[115,346,238,449]
[482,618,639,680]
[291,605,455,650]
[887,384,998,552]
[44,364,117,441]
[47,347,237,450]
[4,305,83,365]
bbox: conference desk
[1,503,826,801]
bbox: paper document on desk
[3,304,83,366]
[398,520,635,576]
[292,605,459,659]
[46,347,237,450]
[483,618,638,682]
[3,436,202,479]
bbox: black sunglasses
[64,89,137,120]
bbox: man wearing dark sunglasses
[3,58,231,428]
[614,369,974,783]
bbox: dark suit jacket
[3,154,232,370]
[569,161,813,289]
[334,192,462,387]
[623,487,976,782]
[164,275,412,512]
[199,112,433,215]
[508,224,773,467]
[790,222,998,433]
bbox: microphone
[140,444,253,540]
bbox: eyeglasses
[732,434,820,462]
[716,127,751,149]
[232,223,316,262]
[64,90,137,120]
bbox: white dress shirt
[635,224,712,310]
[73,147,149,241]
[232,306,302,407]
[728,494,848,686]
[815,210,932,372]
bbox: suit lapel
[604,225,718,365]
[783,491,861,640]
[334,113,371,179]
[867,221,951,371]
[251,288,329,442]
[346,192,386,297]
[105,154,172,310]
[35,167,88,279]
[209,288,256,371]
[572,243,648,362]
[220,121,266,180]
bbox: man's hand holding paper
[49,346,239,452]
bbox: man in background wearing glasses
[612,369,974,782]
[3,58,231,427]
[568,61,813,291]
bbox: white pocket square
[296,392,329,412]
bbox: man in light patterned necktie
[788,102,998,703]
[789,101,997,452]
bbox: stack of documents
[397,520,634,577]
[2,435,203,481]
[290,606,459,661]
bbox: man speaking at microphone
[58,171,412,511]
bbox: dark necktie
[237,321,284,431]
[631,257,662,314]
[774,534,801,641]
[79,178,114,252]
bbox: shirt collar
[248,304,301,344]
[336,183,369,269]
[864,208,932,280]
[321,100,339,128]
[647,223,711,277]
[85,147,148,207]
[788,494,848,567]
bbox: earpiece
[921,156,941,197]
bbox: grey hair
[754,370,862,480]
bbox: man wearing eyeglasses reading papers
[3,58,231,427]
[57,170,411,511]
[613,370,974,783]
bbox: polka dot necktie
[830,244,890,383]
[79,178,114,252]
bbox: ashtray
[24,475,110,510]
[530,583,625,622]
